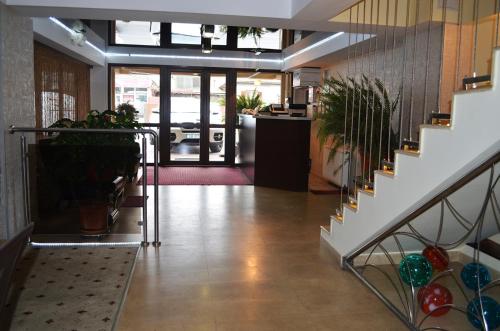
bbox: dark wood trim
[161,23,170,47]
[159,66,171,165]
[225,70,237,165]
[200,71,210,164]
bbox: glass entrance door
[170,72,202,162]
[168,71,229,164]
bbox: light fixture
[201,24,215,38]
[202,37,212,54]
[254,49,262,56]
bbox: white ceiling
[6,0,357,32]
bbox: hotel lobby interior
[0,0,500,330]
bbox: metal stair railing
[343,148,500,330]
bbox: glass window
[111,66,161,123]
[115,20,161,46]
[236,72,282,113]
[171,23,227,46]
[237,28,282,50]
[209,74,226,125]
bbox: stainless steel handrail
[8,125,161,247]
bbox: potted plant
[316,75,400,188]
[237,89,265,114]
[40,103,141,235]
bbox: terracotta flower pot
[78,201,109,235]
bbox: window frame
[109,21,285,53]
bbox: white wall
[0,3,35,239]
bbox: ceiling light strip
[49,17,351,67]
[30,241,141,248]
[283,31,345,62]
[49,16,74,34]
[110,53,283,63]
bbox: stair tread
[374,170,394,178]
[320,224,331,233]
[420,123,451,130]
[359,189,374,197]
[343,202,357,212]
[330,214,343,224]
[395,149,420,157]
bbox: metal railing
[8,126,161,247]
[343,148,500,330]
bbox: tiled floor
[116,185,404,330]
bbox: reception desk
[238,114,311,192]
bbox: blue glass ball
[398,254,433,287]
[467,296,500,330]
[461,263,491,290]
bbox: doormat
[137,166,252,185]
[2,245,139,331]
[121,195,148,208]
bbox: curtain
[34,42,90,128]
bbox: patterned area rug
[3,246,139,331]
[137,166,252,185]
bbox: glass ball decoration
[461,263,491,290]
[417,283,453,317]
[422,246,450,272]
[467,296,500,330]
[399,254,433,287]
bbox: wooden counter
[238,114,311,192]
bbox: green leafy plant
[316,75,400,177]
[236,90,264,112]
[41,104,142,200]
[237,27,279,44]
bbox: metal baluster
[152,131,160,246]
[496,0,500,47]
[436,0,447,110]
[455,0,464,91]
[362,0,375,188]
[20,135,31,227]
[422,0,434,124]
[354,1,368,197]
[141,134,148,246]
[339,7,353,216]
[387,0,399,162]
[368,0,381,183]
[472,0,479,79]
[378,0,390,171]
[398,0,411,149]
[349,4,361,198]
[408,0,420,141]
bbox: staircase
[321,48,500,261]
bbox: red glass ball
[423,246,449,272]
[418,283,453,317]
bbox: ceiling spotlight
[202,37,212,54]
[201,24,215,38]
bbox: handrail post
[20,135,31,227]
[152,131,161,247]
[141,134,149,246]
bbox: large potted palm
[316,75,400,189]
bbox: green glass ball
[399,254,433,287]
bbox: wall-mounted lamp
[201,24,215,38]
[202,37,212,54]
